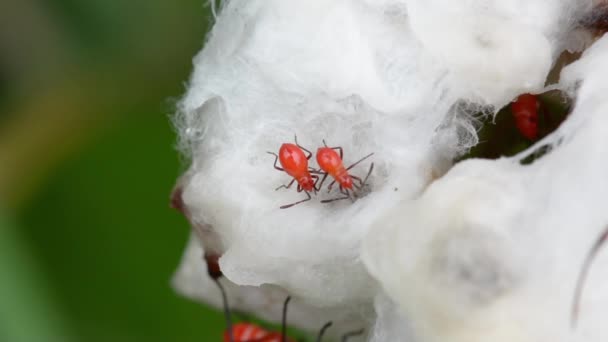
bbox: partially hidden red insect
[571,225,608,329]
[511,93,540,141]
[316,140,374,203]
[225,322,288,342]
[219,295,363,342]
[268,136,321,209]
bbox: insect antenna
[345,153,374,172]
[571,225,608,328]
[281,296,291,342]
[341,328,364,342]
[212,277,234,342]
[316,321,333,342]
[353,162,375,191]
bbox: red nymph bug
[268,136,321,209]
[219,294,363,342]
[511,94,540,141]
[222,296,296,342]
[571,225,608,328]
[315,140,374,203]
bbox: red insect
[316,140,374,203]
[215,284,363,342]
[571,225,608,329]
[511,93,540,141]
[220,296,295,342]
[224,322,294,342]
[268,136,320,209]
[222,304,360,342]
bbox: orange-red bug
[224,322,295,342]
[316,140,373,203]
[511,94,540,141]
[268,136,320,209]
[220,296,295,342]
[217,289,363,342]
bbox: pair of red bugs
[204,254,364,342]
[268,136,374,209]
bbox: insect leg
[571,225,608,328]
[294,135,313,160]
[316,321,333,342]
[280,191,312,209]
[327,180,336,193]
[267,152,284,171]
[343,187,355,203]
[275,178,296,191]
[345,152,374,171]
[281,296,291,342]
[341,329,365,342]
[321,139,343,159]
[212,278,233,342]
[310,174,320,194]
[321,192,350,204]
[314,173,328,192]
[351,175,363,189]
[351,162,374,190]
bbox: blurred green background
[0,1,227,341]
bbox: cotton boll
[174,0,464,318]
[173,0,599,339]
[363,160,533,342]
[405,0,586,107]
[368,294,415,342]
[363,35,608,342]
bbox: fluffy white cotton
[172,0,594,339]
[173,234,369,336]
[363,35,608,342]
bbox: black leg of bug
[322,140,344,159]
[313,172,328,192]
[310,174,320,194]
[276,179,296,191]
[281,296,291,342]
[268,152,285,171]
[351,175,363,190]
[361,163,374,186]
[341,328,364,342]
[344,187,356,202]
[327,180,337,193]
[321,187,351,204]
[345,152,374,172]
[280,191,312,209]
[212,278,234,342]
[352,163,374,190]
[294,135,313,160]
[571,225,608,328]
[316,321,333,342]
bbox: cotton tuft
[363,35,608,342]
[171,0,604,340]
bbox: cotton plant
[171,0,608,340]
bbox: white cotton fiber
[174,0,455,316]
[172,0,594,339]
[363,35,608,342]
[173,233,369,335]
